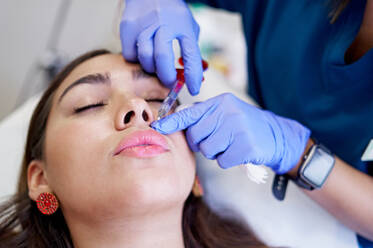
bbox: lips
[114,129,169,158]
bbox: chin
[111,173,191,215]
[104,152,195,215]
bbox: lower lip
[117,145,168,158]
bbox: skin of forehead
[56,54,139,99]
[53,54,168,108]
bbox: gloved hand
[120,0,202,95]
[151,93,311,174]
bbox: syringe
[157,73,185,120]
[157,58,208,120]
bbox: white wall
[0,0,121,120]
[0,0,248,121]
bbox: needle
[157,58,208,120]
[157,73,184,120]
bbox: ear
[27,160,52,201]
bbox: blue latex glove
[151,93,311,174]
[120,0,202,95]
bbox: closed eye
[74,102,106,114]
[146,98,164,103]
[73,99,165,114]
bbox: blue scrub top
[187,0,373,247]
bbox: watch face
[302,146,335,188]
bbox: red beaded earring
[36,192,59,215]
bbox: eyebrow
[58,73,111,103]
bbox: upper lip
[114,129,169,156]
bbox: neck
[345,0,373,63]
[67,207,185,248]
[360,0,373,33]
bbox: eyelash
[74,102,106,114]
[73,99,164,114]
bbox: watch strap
[294,173,315,190]
[293,142,317,190]
[272,174,290,201]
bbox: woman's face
[42,54,195,221]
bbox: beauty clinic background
[0,0,246,121]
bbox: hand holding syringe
[155,58,269,184]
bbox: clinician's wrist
[287,138,314,178]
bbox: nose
[115,97,154,130]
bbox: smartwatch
[294,142,335,190]
[272,141,335,200]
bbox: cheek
[148,103,161,118]
[44,118,111,203]
[167,130,196,184]
[149,105,196,192]
[169,131,194,160]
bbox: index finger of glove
[151,99,217,134]
[179,37,203,95]
[154,27,177,88]
[120,20,139,62]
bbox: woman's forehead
[55,53,167,101]
[61,54,138,88]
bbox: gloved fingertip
[150,121,160,129]
[122,49,138,62]
[140,59,155,74]
[184,69,202,96]
[216,156,231,170]
[158,69,176,88]
[185,81,200,96]
[219,163,230,170]
[187,142,198,152]
[150,117,178,134]
[151,124,168,135]
[189,87,200,96]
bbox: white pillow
[0,70,358,247]
[0,94,40,199]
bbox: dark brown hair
[0,50,267,248]
[329,0,350,23]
